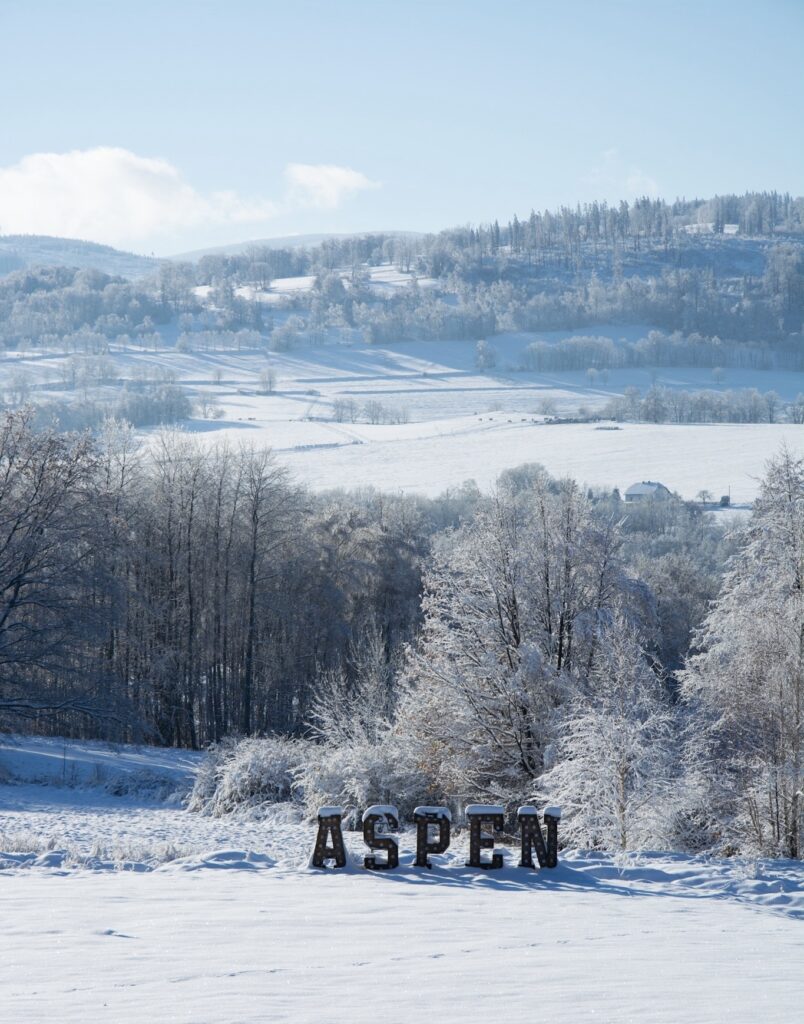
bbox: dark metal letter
[363,805,399,871]
[465,805,504,870]
[413,806,451,868]
[517,805,559,869]
[311,806,347,869]
[543,807,560,868]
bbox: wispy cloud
[284,163,379,209]
[0,148,379,250]
[583,148,660,200]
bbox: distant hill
[0,235,160,280]
[171,230,423,261]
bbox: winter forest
[1,399,802,860]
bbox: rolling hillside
[0,235,160,279]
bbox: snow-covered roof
[625,480,671,497]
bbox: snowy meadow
[4,324,804,502]
[1,738,802,1024]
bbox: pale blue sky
[1,0,802,254]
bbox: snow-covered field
[3,328,803,502]
[0,737,802,1022]
[274,419,802,502]
[233,267,439,303]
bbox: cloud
[583,148,659,200]
[0,147,378,250]
[284,163,379,209]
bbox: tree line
[0,411,431,745]
[604,385,804,425]
[5,408,801,857]
[2,191,803,362]
[190,451,803,860]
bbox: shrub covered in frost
[294,734,433,825]
[188,736,306,817]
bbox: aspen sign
[310,804,561,871]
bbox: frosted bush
[294,735,432,825]
[188,736,306,817]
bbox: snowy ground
[0,734,200,789]
[274,420,802,503]
[3,328,803,502]
[0,738,802,1022]
[233,267,439,303]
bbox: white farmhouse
[624,481,672,503]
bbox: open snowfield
[232,267,439,304]
[3,327,803,501]
[274,419,802,502]
[0,738,802,1023]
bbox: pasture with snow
[0,738,802,1023]
[3,320,803,502]
[3,235,804,1023]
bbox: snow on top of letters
[361,805,399,823]
[518,805,561,818]
[413,806,452,820]
[465,804,505,817]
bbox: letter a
[310,806,347,869]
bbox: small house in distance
[624,481,672,503]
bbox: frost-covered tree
[308,625,394,748]
[682,449,804,858]
[541,614,675,850]
[299,626,429,820]
[398,469,648,805]
[475,339,497,370]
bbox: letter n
[517,806,560,869]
